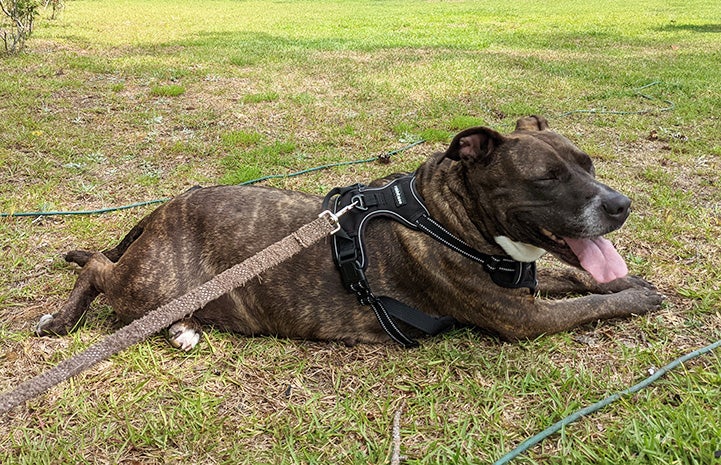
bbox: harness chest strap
[323,174,537,347]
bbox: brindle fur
[37,116,663,346]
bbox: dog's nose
[602,192,631,219]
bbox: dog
[36,116,663,349]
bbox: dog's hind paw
[168,320,201,351]
[36,314,58,336]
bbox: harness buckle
[318,197,361,235]
[340,261,367,292]
[351,193,368,211]
[318,210,342,235]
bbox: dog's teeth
[541,228,563,244]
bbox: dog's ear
[515,115,549,132]
[441,127,505,164]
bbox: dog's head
[442,115,630,283]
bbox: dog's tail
[102,214,151,262]
[65,186,202,266]
[64,211,153,266]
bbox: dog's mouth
[540,228,628,283]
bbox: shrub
[47,0,62,20]
[0,0,39,53]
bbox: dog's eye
[533,177,559,186]
[533,168,569,185]
[534,171,561,184]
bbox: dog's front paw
[168,320,201,351]
[600,275,658,293]
[621,285,665,315]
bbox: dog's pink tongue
[563,237,628,283]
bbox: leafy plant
[0,0,38,53]
[46,0,63,20]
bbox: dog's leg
[38,252,203,351]
[537,268,658,297]
[487,286,663,341]
[36,252,114,336]
[60,211,152,270]
[45,249,205,351]
[535,267,599,296]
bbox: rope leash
[0,209,347,416]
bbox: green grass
[242,91,280,104]
[221,130,265,147]
[149,84,186,97]
[1,0,721,463]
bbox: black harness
[322,174,537,347]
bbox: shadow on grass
[658,23,721,33]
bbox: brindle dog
[36,116,663,349]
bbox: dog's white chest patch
[494,236,547,262]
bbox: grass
[149,84,186,97]
[1,0,721,463]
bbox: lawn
[1,0,720,463]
